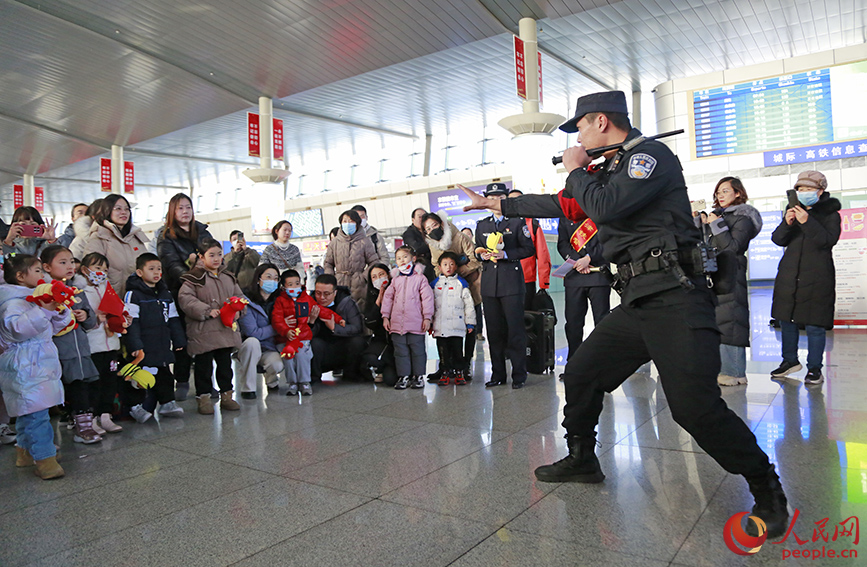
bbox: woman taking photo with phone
[2,206,57,257]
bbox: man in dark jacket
[770,170,841,386]
[402,208,435,281]
[459,90,789,539]
[224,230,260,289]
[58,203,88,250]
[557,217,611,359]
[124,253,188,417]
[309,274,366,382]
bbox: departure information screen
[691,60,867,158]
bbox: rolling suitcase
[525,310,555,374]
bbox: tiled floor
[2,290,865,566]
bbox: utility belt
[612,243,717,294]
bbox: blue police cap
[484,182,508,197]
[559,91,628,133]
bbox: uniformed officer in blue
[474,182,536,389]
[459,91,789,539]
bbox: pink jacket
[381,263,435,335]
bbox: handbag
[531,289,557,324]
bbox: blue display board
[286,209,324,237]
[747,211,783,281]
[693,69,832,157]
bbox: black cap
[559,91,628,133]
[484,182,508,197]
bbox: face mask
[398,263,414,275]
[86,270,107,286]
[361,218,369,229]
[286,287,302,299]
[342,222,356,236]
[261,280,278,294]
[429,227,444,241]
[798,190,819,207]
[327,300,335,307]
[372,277,388,290]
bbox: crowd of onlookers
[0,168,841,479]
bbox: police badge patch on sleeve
[523,224,531,238]
[628,153,657,179]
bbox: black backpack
[531,289,557,324]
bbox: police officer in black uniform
[557,216,611,359]
[475,182,536,389]
[459,92,789,538]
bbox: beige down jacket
[425,220,482,305]
[323,228,381,312]
[83,221,149,296]
[178,267,244,356]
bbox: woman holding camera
[2,206,57,257]
[699,177,763,386]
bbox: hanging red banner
[538,52,543,105]
[124,161,135,194]
[34,187,44,212]
[100,158,112,192]
[514,36,526,100]
[13,185,24,208]
[248,113,260,157]
[273,118,284,160]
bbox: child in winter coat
[430,252,476,386]
[178,238,245,415]
[271,269,320,396]
[381,246,435,390]
[124,253,188,421]
[41,245,102,445]
[0,254,71,479]
[77,252,126,433]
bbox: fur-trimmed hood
[426,219,460,252]
[720,203,763,233]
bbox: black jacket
[156,221,214,296]
[557,216,611,288]
[123,274,187,367]
[402,224,435,281]
[310,286,364,339]
[771,193,842,329]
[475,215,535,297]
[502,129,701,306]
[701,204,762,347]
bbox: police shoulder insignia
[628,153,657,179]
[522,225,531,238]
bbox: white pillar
[519,18,540,115]
[259,96,273,170]
[632,91,642,131]
[22,173,35,207]
[111,145,124,194]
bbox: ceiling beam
[123,148,259,168]
[272,103,419,140]
[0,110,110,150]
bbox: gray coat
[703,204,762,347]
[53,275,100,384]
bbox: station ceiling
[1,0,864,209]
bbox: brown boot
[34,456,65,480]
[197,394,214,415]
[220,391,240,411]
[16,446,34,467]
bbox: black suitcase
[525,310,555,374]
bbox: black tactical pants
[561,286,771,477]
[483,291,528,384]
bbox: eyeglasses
[314,290,335,297]
[717,189,735,196]
[113,206,130,213]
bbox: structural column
[111,144,124,194]
[22,173,36,207]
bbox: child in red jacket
[271,270,343,395]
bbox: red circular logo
[723,512,768,555]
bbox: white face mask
[372,277,388,290]
[361,218,369,229]
[398,263,414,275]
[86,270,108,286]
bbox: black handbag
[531,289,557,324]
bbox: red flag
[98,281,129,334]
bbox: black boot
[746,465,789,539]
[534,435,605,483]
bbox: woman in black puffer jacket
[770,170,841,386]
[699,177,762,387]
[156,193,214,400]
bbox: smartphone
[786,189,800,209]
[690,199,707,213]
[19,224,44,237]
